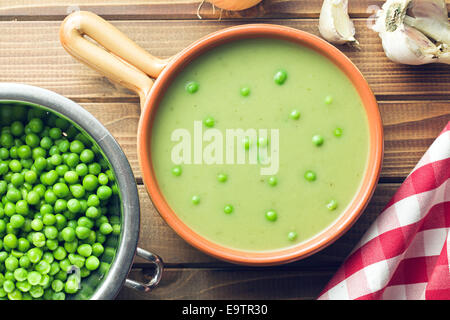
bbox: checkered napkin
[318,121,450,300]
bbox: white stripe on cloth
[412,130,450,174]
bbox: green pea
[44,226,58,240]
[5,256,19,271]
[92,242,105,257]
[242,137,252,150]
[42,213,56,226]
[51,279,64,293]
[3,280,15,294]
[185,81,199,94]
[10,122,24,137]
[17,238,30,252]
[79,149,95,163]
[35,260,51,274]
[75,226,91,239]
[312,134,324,146]
[69,140,85,154]
[77,244,92,257]
[274,69,287,85]
[25,133,39,148]
[324,95,333,105]
[217,173,228,183]
[99,223,113,235]
[10,215,25,229]
[25,190,39,205]
[268,176,278,186]
[97,185,112,201]
[203,116,215,128]
[326,200,338,211]
[64,275,79,294]
[87,194,100,207]
[17,145,31,159]
[240,87,250,97]
[85,256,100,271]
[304,170,316,182]
[28,118,44,134]
[98,173,109,185]
[53,247,67,261]
[4,234,18,249]
[16,281,31,293]
[27,248,43,264]
[289,109,300,120]
[75,163,88,177]
[67,199,81,214]
[60,227,76,242]
[29,285,44,298]
[49,128,62,140]
[15,200,29,215]
[287,231,298,241]
[85,206,100,219]
[31,232,46,247]
[265,210,277,222]
[171,165,182,177]
[191,195,200,205]
[333,127,343,137]
[223,205,234,214]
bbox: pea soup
[151,38,369,252]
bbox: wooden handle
[59,11,170,105]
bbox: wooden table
[1,0,449,300]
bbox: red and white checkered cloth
[318,121,450,300]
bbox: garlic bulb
[207,0,262,11]
[319,0,358,45]
[372,0,450,65]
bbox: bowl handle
[59,11,170,107]
[124,247,164,293]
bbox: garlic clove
[319,0,358,45]
[404,0,450,44]
[372,0,450,65]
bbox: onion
[207,0,263,11]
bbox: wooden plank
[132,183,397,266]
[0,0,391,20]
[116,268,332,300]
[77,101,450,181]
[1,20,450,98]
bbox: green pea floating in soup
[289,109,301,120]
[217,173,228,183]
[304,170,317,182]
[274,69,288,85]
[171,165,182,177]
[312,134,324,146]
[224,205,234,214]
[191,195,201,205]
[265,210,278,222]
[185,81,199,94]
[203,116,215,128]
[240,87,250,97]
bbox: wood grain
[1,1,449,20]
[116,268,333,300]
[76,101,450,181]
[0,0,388,20]
[1,20,450,98]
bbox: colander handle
[124,247,164,292]
[59,11,171,108]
